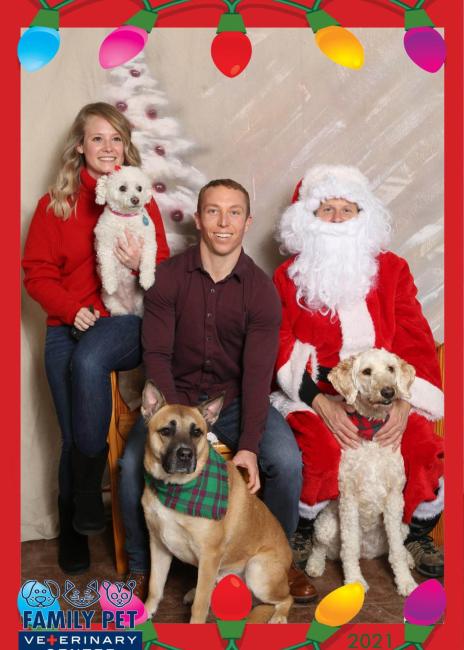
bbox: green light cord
[386,0,413,10]
[271,0,324,14]
[414,0,426,8]
[219,0,243,14]
[281,641,320,650]
[392,644,423,650]
[143,641,184,650]
[225,641,240,650]
[52,0,78,9]
[140,0,191,12]
[39,0,50,9]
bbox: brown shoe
[126,573,149,602]
[288,563,318,603]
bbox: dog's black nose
[380,387,395,399]
[176,446,193,462]
[131,196,140,205]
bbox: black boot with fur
[58,497,90,574]
[72,445,108,535]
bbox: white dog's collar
[109,207,141,218]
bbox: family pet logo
[18,578,139,631]
[18,632,142,650]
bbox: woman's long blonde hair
[48,102,141,219]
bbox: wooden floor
[20,511,442,625]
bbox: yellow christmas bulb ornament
[315,582,365,626]
[315,26,364,69]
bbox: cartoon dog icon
[21,580,60,608]
[100,580,136,608]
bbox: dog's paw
[269,614,288,624]
[103,281,118,295]
[305,556,325,577]
[183,588,196,605]
[396,576,418,598]
[144,598,159,619]
[139,273,155,291]
[345,576,369,593]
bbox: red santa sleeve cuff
[276,340,319,402]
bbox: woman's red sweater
[22,167,170,326]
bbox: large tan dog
[140,381,293,624]
[306,348,418,596]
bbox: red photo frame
[10,1,463,648]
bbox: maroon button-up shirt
[142,244,282,453]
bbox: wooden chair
[107,343,444,574]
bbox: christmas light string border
[18,0,446,73]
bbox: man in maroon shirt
[119,179,317,603]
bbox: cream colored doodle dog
[306,348,418,596]
[94,166,157,316]
[141,381,293,624]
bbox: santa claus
[272,165,444,578]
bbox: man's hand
[232,450,260,494]
[114,228,144,271]
[374,399,411,450]
[73,307,100,331]
[312,393,360,450]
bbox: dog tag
[143,214,150,226]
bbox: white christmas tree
[103,52,205,255]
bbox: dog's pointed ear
[141,380,166,422]
[328,356,358,404]
[396,356,416,399]
[197,392,225,426]
[95,174,109,205]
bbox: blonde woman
[22,103,169,574]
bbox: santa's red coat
[272,251,444,523]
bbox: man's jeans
[119,397,303,573]
[44,316,142,503]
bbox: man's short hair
[197,179,250,217]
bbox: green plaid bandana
[144,445,229,520]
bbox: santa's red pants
[287,410,444,523]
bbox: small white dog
[94,166,157,316]
[306,348,419,597]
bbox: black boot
[405,513,444,578]
[72,445,108,536]
[290,516,314,569]
[58,497,90,574]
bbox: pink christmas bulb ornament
[403,27,446,73]
[99,26,148,69]
[403,579,446,626]
[98,581,148,627]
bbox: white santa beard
[288,214,380,315]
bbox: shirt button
[205,359,211,365]
[207,312,212,318]
[210,288,215,294]
[206,336,212,341]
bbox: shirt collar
[187,244,248,282]
[79,167,98,193]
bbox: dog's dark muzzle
[162,443,197,474]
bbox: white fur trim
[338,300,376,359]
[276,340,318,402]
[408,377,444,421]
[270,391,313,419]
[299,499,330,520]
[412,477,444,519]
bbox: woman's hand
[73,307,100,331]
[312,393,360,450]
[374,399,411,451]
[114,228,144,271]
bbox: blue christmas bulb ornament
[18,26,60,72]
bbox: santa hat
[292,165,378,213]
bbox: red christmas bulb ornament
[211,13,252,78]
[211,575,252,620]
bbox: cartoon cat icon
[100,580,136,608]
[62,579,100,608]
[21,580,60,608]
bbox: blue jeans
[44,316,142,503]
[119,398,302,573]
